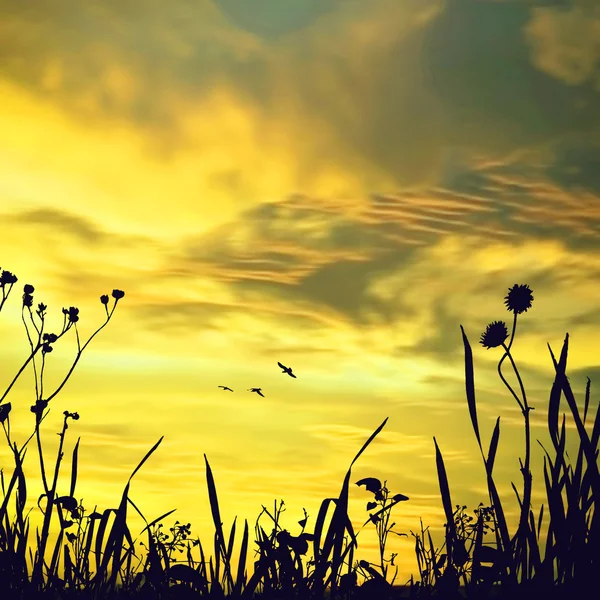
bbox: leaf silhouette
[0,402,11,423]
[392,493,409,502]
[356,477,382,494]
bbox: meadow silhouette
[0,268,597,600]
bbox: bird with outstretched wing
[218,386,234,392]
[277,362,297,378]
[248,387,265,397]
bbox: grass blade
[461,325,481,451]
[128,436,163,484]
[69,437,80,498]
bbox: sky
[1,0,599,583]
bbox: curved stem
[45,310,116,404]
[0,344,42,406]
[499,315,533,583]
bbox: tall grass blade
[547,335,569,450]
[583,377,591,425]
[487,417,500,473]
[460,325,481,450]
[549,337,600,498]
[433,437,456,562]
[233,518,249,597]
[94,508,115,581]
[128,436,163,484]
[204,455,226,559]
[69,438,80,498]
[313,418,388,597]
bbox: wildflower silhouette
[356,477,409,586]
[479,321,509,349]
[0,269,127,594]
[504,283,534,315]
[278,361,297,378]
[478,284,535,584]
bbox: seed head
[100,294,109,305]
[504,284,534,315]
[30,399,48,416]
[480,321,509,349]
[0,270,18,286]
[112,289,125,300]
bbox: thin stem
[497,314,525,413]
[499,316,533,585]
[22,308,42,401]
[0,282,16,312]
[45,306,117,404]
[32,414,70,588]
[0,344,42,406]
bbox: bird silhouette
[248,387,265,397]
[218,386,234,392]
[278,362,297,378]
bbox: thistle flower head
[504,284,534,315]
[480,320,509,349]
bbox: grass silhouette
[0,267,597,599]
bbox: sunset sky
[1,0,600,581]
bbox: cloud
[5,134,600,383]
[525,0,600,90]
[2,0,598,203]
[214,0,339,39]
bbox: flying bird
[278,362,297,378]
[218,386,234,392]
[248,388,265,397]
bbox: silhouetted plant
[356,476,408,586]
[0,266,128,597]
[430,283,599,599]
[1,268,597,600]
